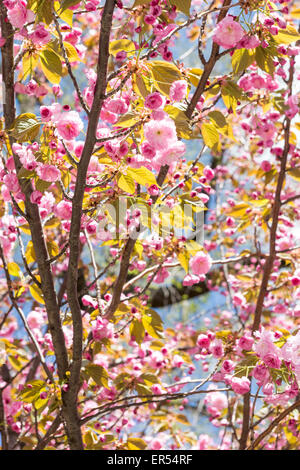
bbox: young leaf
[231,48,255,75]
[178,252,189,273]
[133,74,149,99]
[170,0,191,16]
[54,1,73,25]
[201,122,220,150]
[85,364,109,388]
[288,168,300,182]
[127,438,147,450]
[63,42,81,62]
[130,320,145,344]
[29,284,45,305]
[58,0,80,12]
[40,49,63,84]
[22,52,39,80]
[150,61,182,95]
[164,105,192,139]
[274,25,300,44]
[127,167,158,188]
[117,174,136,194]
[9,113,41,143]
[187,68,203,87]
[7,262,21,277]
[109,39,135,57]
[208,110,227,128]
[29,0,52,24]
[25,241,36,264]
[116,112,139,128]
[255,47,275,76]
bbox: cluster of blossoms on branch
[0,0,300,452]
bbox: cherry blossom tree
[0,0,299,451]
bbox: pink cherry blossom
[213,16,244,49]
[56,111,83,141]
[30,23,51,46]
[156,140,186,166]
[238,335,254,351]
[30,190,43,205]
[183,273,200,286]
[210,339,224,358]
[6,0,35,29]
[54,200,72,219]
[3,173,19,192]
[169,80,187,102]
[252,363,270,385]
[197,334,211,349]
[40,106,53,122]
[143,117,177,151]
[230,376,250,395]
[105,98,128,114]
[36,164,60,182]
[145,92,164,109]
[189,251,212,276]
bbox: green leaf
[288,168,300,182]
[7,262,21,277]
[187,68,203,87]
[150,60,182,96]
[164,105,192,139]
[133,74,149,99]
[127,438,147,450]
[221,81,242,112]
[9,113,41,143]
[177,252,189,273]
[63,42,81,62]
[54,1,73,25]
[133,0,151,5]
[127,167,158,188]
[85,364,109,388]
[208,110,227,128]
[231,48,255,75]
[141,373,159,386]
[130,320,145,344]
[35,178,52,192]
[117,174,136,194]
[255,47,275,76]
[40,48,62,84]
[273,25,300,45]
[19,380,45,403]
[227,203,250,218]
[116,112,139,128]
[28,0,52,24]
[109,39,136,57]
[29,284,45,305]
[201,122,220,150]
[58,0,80,12]
[170,0,191,16]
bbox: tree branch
[65,0,116,450]
[248,398,300,450]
